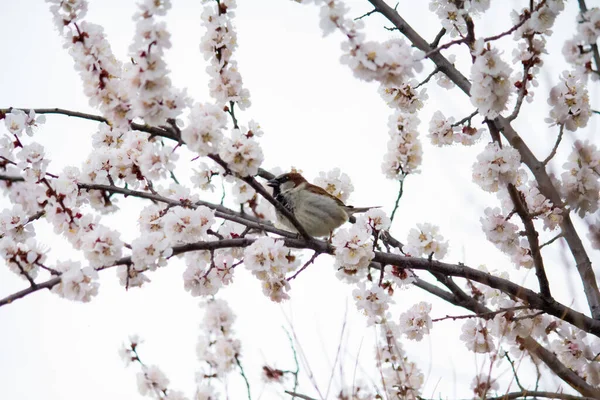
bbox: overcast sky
[0,1,598,399]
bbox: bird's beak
[267,179,278,187]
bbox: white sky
[0,1,598,399]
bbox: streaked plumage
[267,172,373,237]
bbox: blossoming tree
[1,0,600,399]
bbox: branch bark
[367,0,600,320]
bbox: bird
[267,172,375,237]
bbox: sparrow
[267,172,374,237]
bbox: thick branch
[0,108,181,142]
[367,0,600,320]
[507,184,551,298]
[577,0,600,76]
[485,392,595,400]
[519,336,600,398]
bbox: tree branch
[367,0,600,320]
[506,184,552,299]
[519,336,600,398]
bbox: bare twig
[506,184,551,299]
[284,391,317,400]
[543,125,565,165]
[388,179,404,225]
[235,355,252,400]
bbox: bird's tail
[345,206,380,215]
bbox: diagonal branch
[506,183,552,299]
[367,0,600,320]
[519,336,600,398]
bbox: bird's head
[267,172,307,192]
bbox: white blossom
[378,80,428,112]
[561,141,600,217]
[3,109,45,137]
[382,111,422,179]
[137,365,170,397]
[472,142,521,192]
[313,167,354,203]
[332,225,374,283]
[404,223,448,259]
[460,319,495,353]
[428,110,482,147]
[182,103,227,157]
[131,232,172,271]
[80,225,123,268]
[547,71,590,131]
[163,206,215,244]
[470,40,512,119]
[398,301,432,341]
[201,0,251,108]
[52,261,99,302]
[352,282,392,326]
[243,237,298,302]
[219,128,264,177]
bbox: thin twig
[287,251,321,281]
[389,179,404,225]
[284,391,317,400]
[543,125,565,165]
[355,8,378,20]
[540,233,564,249]
[504,353,526,391]
[235,355,252,400]
[451,110,478,127]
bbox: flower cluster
[429,0,491,38]
[182,103,228,157]
[218,127,264,177]
[82,124,179,191]
[201,0,250,109]
[480,207,534,268]
[4,109,46,137]
[191,162,221,192]
[352,282,393,326]
[404,223,448,260]
[563,8,600,80]
[547,71,590,131]
[52,261,99,302]
[470,40,513,119]
[243,237,299,302]
[316,0,423,86]
[126,0,187,125]
[521,184,562,231]
[197,298,241,377]
[460,319,495,353]
[381,111,422,179]
[357,208,391,233]
[0,236,46,282]
[378,79,428,113]
[183,250,236,297]
[163,206,215,245]
[313,168,354,203]
[131,232,172,272]
[472,142,521,192]
[398,301,432,341]
[561,140,600,217]
[332,225,374,283]
[471,374,499,399]
[377,322,424,398]
[47,1,132,126]
[428,110,481,146]
[550,325,600,387]
[137,365,170,398]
